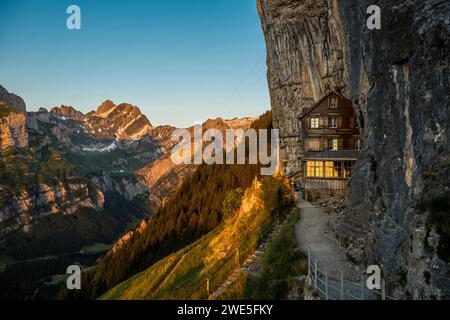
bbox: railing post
[325,272,329,300]
[381,279,386,300]
[340,271,344,300]
[314,259,318,290]
[308,252,311,279]
[206,277,210,296]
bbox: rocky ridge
[139,116,257,205]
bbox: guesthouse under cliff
[297,92,361,191]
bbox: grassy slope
[214,208,306,300]
[244,208,307,299]
[100,179,274,300]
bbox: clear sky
[0,0,269,127]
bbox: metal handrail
[307,251,397,300]
[185,218,283,299]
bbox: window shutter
[337,116,343,128]
[338,139,344,150]
[322,138,328,150]
[349,117,355,128]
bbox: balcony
[304,150,361,160]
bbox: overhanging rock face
[258,0,450,299]
[257,0,350,178]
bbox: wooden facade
[298,92,361,190]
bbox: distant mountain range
[0,84,257,266]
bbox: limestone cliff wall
[0,112,29,152]
[258,0,450,299]
[0,181,105,237]
[0,85,29,152]
[257,0,350,177]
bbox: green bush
[261,176,292,220]
[244,209,306,300]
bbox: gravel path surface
[295,200,359,280]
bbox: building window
[306,161,355,179]
[334,162,343,178]
[310,117,319,129]
[306,161,323,177]
[332,139,339,151]
[306,138,321,151]
[329,97,338,108]
[330,117,337,128]
[355,139,361,150]
[325,161,334,177]
[306,161,313,177]
[343,161,353,178]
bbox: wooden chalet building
[298,91,361,190]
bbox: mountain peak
[96,100,116,116]
[86,101,153,140]
[0,85,27,114]
[50,105,85,121]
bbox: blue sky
[0,0,269,127]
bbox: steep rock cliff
[258,0,450,298]
[0,111,28,152]
[0,86,28,152]
[0,85,26,113]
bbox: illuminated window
[332,139,339,151]
[307,161,350,178]
[315,161,323,177]
[306,161,324,177]
[325,161,334,177]
[330,117,337,128]
[329,97,338,108]
[310,118,319,129]
[343,161,353,178]
[306,161,315,177]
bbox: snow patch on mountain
[82,142,117,153]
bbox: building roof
[298,91,352,119]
